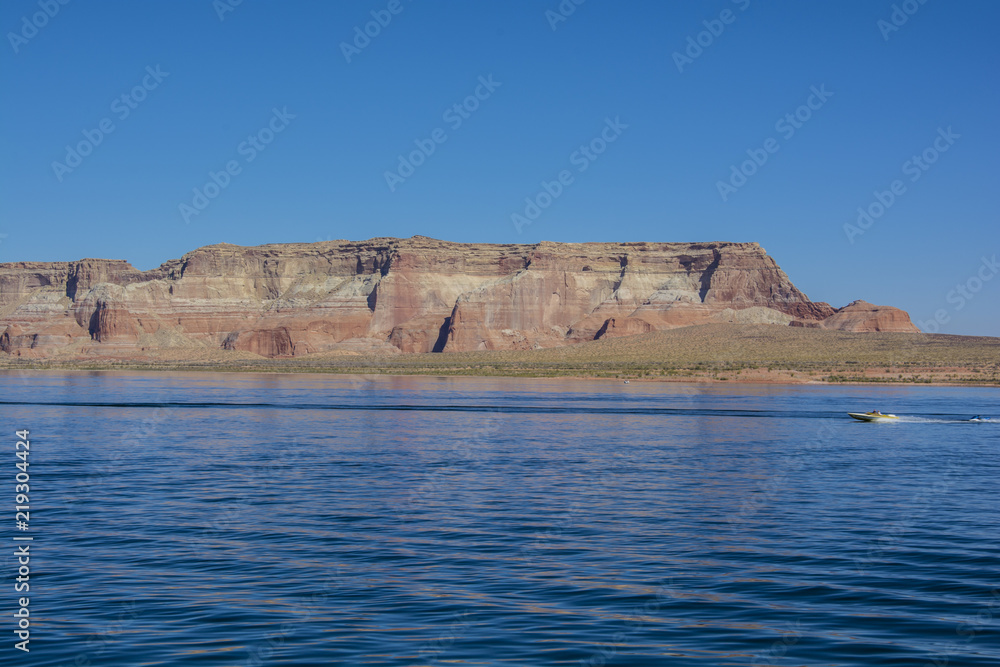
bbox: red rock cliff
[0,237,918,358]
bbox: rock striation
[0,237,919,358]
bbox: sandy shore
[2,324,998,386]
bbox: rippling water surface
[2,371,998,666]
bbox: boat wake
[895,416,995,424]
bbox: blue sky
[1,0,997,335]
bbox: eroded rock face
[819,300,920,333]
[88,300,140,343]
[0,237,918,358]
[223,328,294,357]
[595,317,654,339]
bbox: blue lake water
[2,371,998,666]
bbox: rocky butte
[0,237,918,359]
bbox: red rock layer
[817,300,920,333]
[0,237,918,358]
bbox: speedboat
[968,416,992,422]
[848,412,899,422]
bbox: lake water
[2,372,998,666]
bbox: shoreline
[0,361,997,387]
[1,324,997,386]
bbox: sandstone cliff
[0,237,919,359]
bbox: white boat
[848,412,899,422]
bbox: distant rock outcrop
[0,237,919,359]
[816,299,920,333]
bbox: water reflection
[0,373,997,666]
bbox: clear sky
[1,0,997,335]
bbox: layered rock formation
[0,237,919,359]
[815,299,920,333]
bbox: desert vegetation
[2,324,997,385]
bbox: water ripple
[1,373,997,666]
